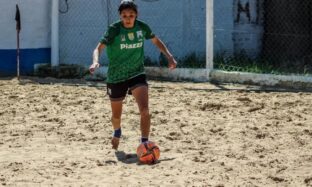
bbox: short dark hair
[118,0,138,14]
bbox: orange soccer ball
[136,141,160,164]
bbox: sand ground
[0,77,311,186]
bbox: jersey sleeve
[140,21,155,40]
[100,24,119,45]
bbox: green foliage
[144,56,159,67]
[178,53,206,69]
[214,52,312,76]
[35,64,86,78]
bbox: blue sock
[113,128,121,138]
[141,137,148,143]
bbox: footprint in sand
[305,177,312,185]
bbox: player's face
[120,9,137,28]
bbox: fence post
[51,0,59,68]
[206,0,214,72]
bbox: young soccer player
[89,0,177,150]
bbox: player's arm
[89,43,106,74]
[151,37,177,70]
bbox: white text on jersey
[120,42,143,50]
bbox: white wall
[214,0,264,58]
[59,0,206,66]
[0,0,51,49]
[214,0,234,56]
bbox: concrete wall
[214,0,264,58]
[0,0,51,76]
[59,0,206,66]
[0,0,267,76]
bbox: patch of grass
[35,64,86,78]
[179,53,206,69]
[144,56,159,67]
[214,52,312,76]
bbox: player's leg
[107,82,127,150]
[110,100,123,150]
[131,85,150,143]
[111,101,122,129]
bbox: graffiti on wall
[236,1,251,23]
[233,0,264,58]
[234,0,263,25]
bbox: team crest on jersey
[121,35,126,42]
[136,31,143,39]
[128,33,135,41]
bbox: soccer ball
[136,141,160,164]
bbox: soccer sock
[141,137,148,143]
[113,128,121,138]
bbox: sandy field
[0,77,311,186]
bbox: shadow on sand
[115,151,175,165]
[115,151,138,164]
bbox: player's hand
[168,56,177,70]
[89,62,100,74]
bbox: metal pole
[15,4,21,80]
[17,30,20,79]
[51,0,59,68]
[206,0,214,71]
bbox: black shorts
[106,74,148,101]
